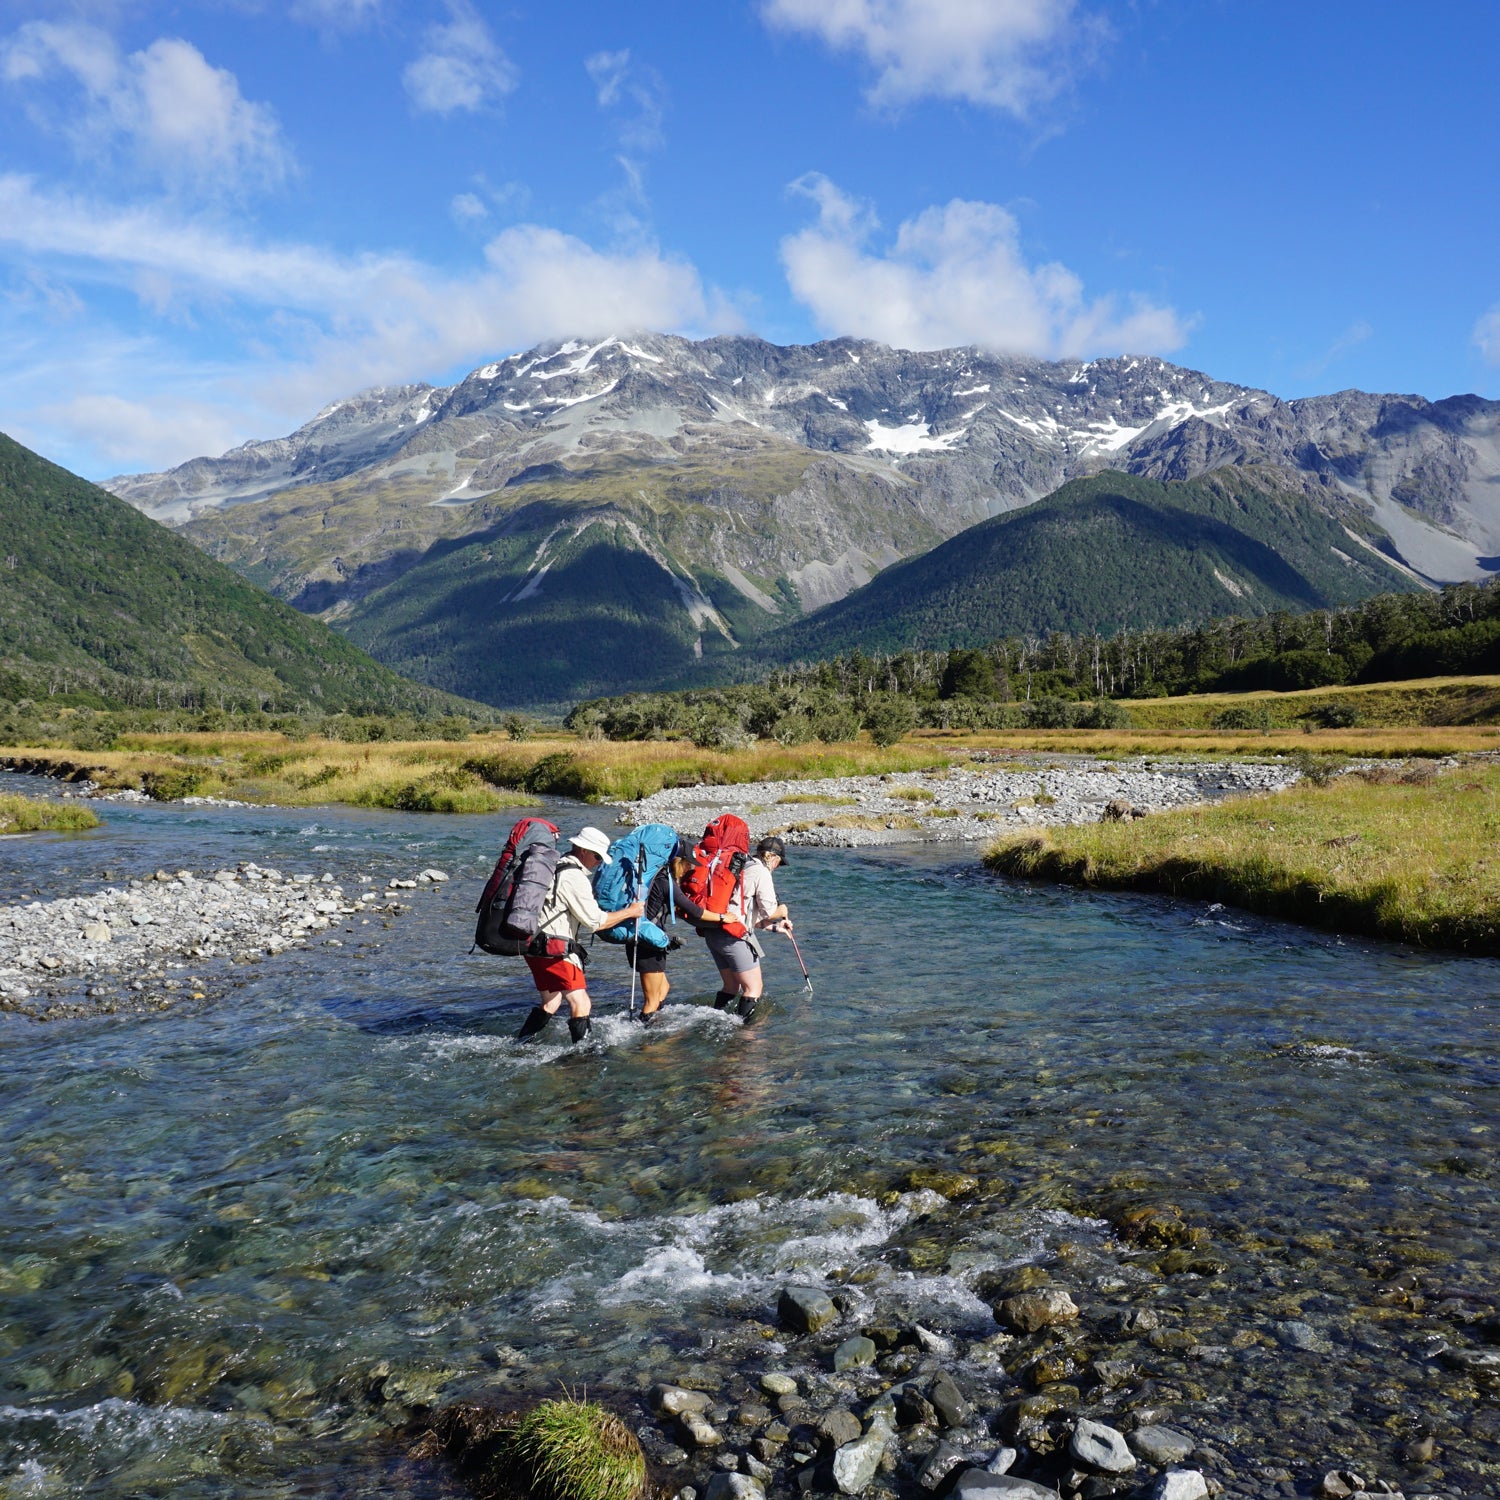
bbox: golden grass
[0,791,100,834]
[984,759,1500,954]
[917,726,1500,758]
[0,732,950,811]
[773,813,923,834]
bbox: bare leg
[640,971,669,1016]
[563,988,591,1019]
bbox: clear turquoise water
[2,782,1498,1497]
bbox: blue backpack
[592,823,681,949]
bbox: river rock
[417,869,449,882]
[996,1288,1079,1333]
[831,1412,892,1495]
[1149,1472,1208,1500]
[916,1440,965,1490]
[704,1473,764,1500]
[930,1370,969,1428]
[678,1412,723,1450]
[1129,1427,1194,1465]
[1069,1419,1135,1474]
[952,1470,1058,1500]
[896,1388,938,1427]
[834,1336,877,1372]
[761,1373,798,1396]
[986,1448,1018,1474]
[817,1409,863,1450]
[914,1324,955,1358]
[779,1285,837,1335]
[653,1384,713,1416]
[1275,1320,1332,1354]
[82,923,111,943]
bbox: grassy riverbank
[0,733,951,810]
[985,758,1500,954]
[0,791,100,834]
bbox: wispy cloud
[289,0,385,28]
[1297,319,1374,381]
[781,174,1187,358]
[761,0,1105,115]
[0,21,290,194]
[403,0,517,115]
[0,174,716,472]
[1475,305,1500,366]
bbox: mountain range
[106,332,1500,707]
[0,431,476,717]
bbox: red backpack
[681,814,751,939]
[473,816,561,955]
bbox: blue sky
[1,0,1497,478]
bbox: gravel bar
[0,860,450,1020]
[620,754,1303,847]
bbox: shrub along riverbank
[0,791,100,834]
[984,758,1500,954]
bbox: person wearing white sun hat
[515,826,644,1045]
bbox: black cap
[757,835,787,864]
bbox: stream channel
[2,782,1498,1498]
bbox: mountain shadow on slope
[339,515,772,710]
[0,431,476,714]
[763,468,1422,662]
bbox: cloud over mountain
[781,175,1185,358]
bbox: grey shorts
[705,929,762,974]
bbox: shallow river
[2,786,1498,1498]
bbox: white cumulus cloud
[781,174,1187,359]
[0,22,290,192]
[761,0,1102,114]
[403,0,517,115]
[1475,305,1500,365]
[0,174,716,471]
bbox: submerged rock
[1129,1426,1194,1465]
[833,1336,877,1372]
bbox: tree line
[566,576,1500,745]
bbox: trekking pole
[787,928,813,992]
[628,916,639,1018]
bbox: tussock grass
[0,732,948,811]
[922,726,1500,758]
[984,759,1500,954]
[779,792,859,805]
[512,1398,645,1500]
[889,785,936,802]
[0,792,100,834]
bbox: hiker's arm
[675,892,726,924]
[559,867,642,932]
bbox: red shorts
[526,954,587,993]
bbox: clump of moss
[512,1398,646,1500]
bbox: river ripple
[1,782,1497,1497]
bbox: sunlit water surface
[2,780,1498,1497]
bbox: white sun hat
[570,826,614,863]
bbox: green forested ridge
[567,575,1500,743]
[0,431,483,715]
[764,469,1421,663]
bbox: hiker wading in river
[631,846,732,1026]
[516,827,644,1045]
[709,836,793,1019]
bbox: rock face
[107,332,1500,706]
